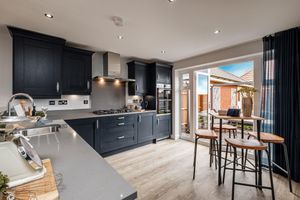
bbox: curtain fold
[261,36,275,133]
[273,28,300,182]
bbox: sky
[218,61,254,77]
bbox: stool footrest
[235,182,273,190]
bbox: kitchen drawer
[101,114,136,125]
[99,119,137,153]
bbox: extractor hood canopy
[93,52,135,82]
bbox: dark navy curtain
[273,28,300,182]
[261,36,275,133]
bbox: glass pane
[197,74,209,129]
[181,73,190,134]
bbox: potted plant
[0,171,9,199]
[236,87,257,117]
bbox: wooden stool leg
[232,147,237,200]
[193,137,198,180]
[282,143,293,193]
[223,143,229,183]
[266,149,275,200]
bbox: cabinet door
[66,118,96,148]
[62,48,92,95]
[13,37,63,98]
[137,113,154,143]
[155,115,171,139]
[157,66,171,84]
[128,61,148,95]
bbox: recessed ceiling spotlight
[214,29,221,34]
[168,0,175,2]
[161,50,166,54]
[118,35,124,40]
[44,13,53,19]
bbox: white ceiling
[0,0,300,62]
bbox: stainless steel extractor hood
[93,52,135,82]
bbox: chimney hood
[93,52,135,82]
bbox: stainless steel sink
[14,124,61,137]
[0,115,33,123]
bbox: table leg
[257,120,262,187]
[218,118,223,185]
[241,119,244,169]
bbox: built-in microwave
[157,84,171,114]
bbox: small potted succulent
[236,87,257,117]
[0,171,9,199]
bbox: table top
[210,112,264,121]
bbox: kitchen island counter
[29,120,137,200]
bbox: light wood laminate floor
[105,139,300,200]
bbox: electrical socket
[83,100,88,104]
[58,100,68,105]
[49,100,55,105]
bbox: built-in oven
[157,84,172,114]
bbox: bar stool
[247,131,292,192]
[224,138,275,200]
[193,130,218,180]
[213,124,237,138]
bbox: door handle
[117,117,125,120]
[117,136,125,140]
[117,123,125,126]
[87,81,90,90]
[56,82,60,93]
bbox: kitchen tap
[7,93,35,116]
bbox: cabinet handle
[56,82,60,93]
[117,117,125,120]
[118,123,125,126]
[87,81,90,90]
[138,115,142,123]
[96,120,99,129]
[157,118,160,125]
[117,136,125,140]
[135,84,138,91]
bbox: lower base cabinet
[137,113,155,143]
[155,115,171,139]
[66,118,97,148]
[65,112,166,155]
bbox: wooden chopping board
[2,159,59,200]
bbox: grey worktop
[29,120,137,200]
[47,109,157,121]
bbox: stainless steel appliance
[157,84,172,114]
[93,108,133,115]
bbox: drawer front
[100,119,137,153]
[101,114,136,125]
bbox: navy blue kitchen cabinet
[98,115,138,154]
[127,61,150,95]
[8,27,65,98]
[66,118,98,148]
[62,47,93,95]
[155,114,171,139]
[137,112,154,143]
[149,62,172,85]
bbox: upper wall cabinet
[62,47,93,95]
[156,63,172,84]
[127,61,149,95]
[148,62,172,85]
[8,27,66,99]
